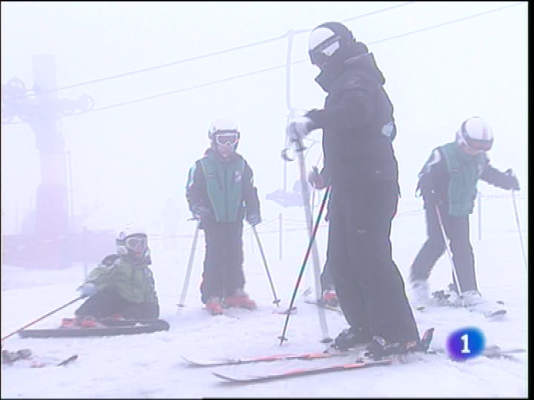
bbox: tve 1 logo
[447,327,486,361]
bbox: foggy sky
[1,1,528,235]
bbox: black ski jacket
[305,41,398,189]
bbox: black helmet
[308,22,355,68]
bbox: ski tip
[420,327,435,351]
[486,309,507,317]
[424,327,436,336]
[212,371,242,383]
[57,354,78,366]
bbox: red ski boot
[322,290,339,307]
[79,316,106,328]
[223,289,257,310]
[205,297,223,315]
[60,317,82,329]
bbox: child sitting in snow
[63,225,159,327]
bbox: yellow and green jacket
[84,254,158,304]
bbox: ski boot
[223,289,257,310]
[331,327,372,351]
[365,328,435,360]
[205,297,224,315]
[60,317,82,329]
[78,316,106,328]
[322,290,339,307]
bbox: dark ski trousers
[320,258,335,292]
[328,181,420,343]
[321,196,335,292]
[410,203,477,293]
[200,220,245,304]
[75,287,159,319]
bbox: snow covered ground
[1,192,528,398]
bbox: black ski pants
[320,258,335,292]
[200,220,245,304]
[328,181,420,343]
[410,203,477,293]
[75,287,159,320]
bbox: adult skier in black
[286,21,421,358]
[186,118,262,316]
[409,116,520,310]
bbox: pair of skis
[182,328,525,383]
[187,346,525,383]
[183,347,388,383]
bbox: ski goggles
[215,133,239,146]
[309,36,341,67]
[458,128,493,154]
[463,136,493,152]
[125,235,148,252]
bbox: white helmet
[308,22,355,68]
[456,116,494,152]
[208,118,240,139]
[116,225,148,259]
[208,118,240,148]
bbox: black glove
[308,166,327,190]
[422,189,441,207]
[246,212,261,226]
[191,203,211,219]
[421,185,441,206]
[419,176,441,206]
[505,169,520,191]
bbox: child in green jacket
[67,225,159,326]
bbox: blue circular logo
[446,327,486,361]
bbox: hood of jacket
[314,41,385,93]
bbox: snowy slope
[1,194,528,398]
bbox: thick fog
[1,1,528,236]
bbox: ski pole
[279,185,331,345]
[282,32,328,343]
[1,296,84,342]
[294,138,330,343]
[295,140,324,303]
[177,219,201,312]
[251,225,281,306]
[510,190,527,270]
[434,204,466,306]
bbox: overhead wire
[1,1,525,124]
[3,2,416,101]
